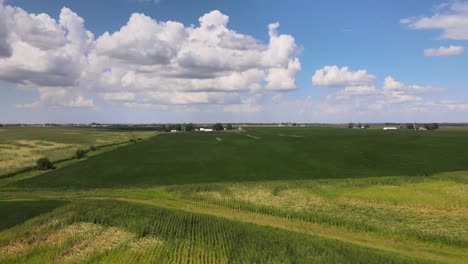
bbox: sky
[0,0,467,123]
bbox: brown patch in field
[47,223,103,245]
[334,197,468,214]
[443,185,468,201]
[32,215,69,233]
[0,140,73,174]
[129,236,165,251]
[0,214,73,258]
[198,185,326,211]
[0,222,132,261]
[58,225,132,262]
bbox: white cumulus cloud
[311,65,375,87]
[317,68,445,106]
[424,45,464,56]
[0,5,93,88]
[401,1,468,40]
[0,1,301,108]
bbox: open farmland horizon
[8,126,468,189]
[1,126,467,263]
[1,0,468,263]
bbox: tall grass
[0,127,156,176]
[0,200,433,264]
[165,174,468,247]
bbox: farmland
[0,127,156,176]
[0,127,467,263]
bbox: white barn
[383,127,398,130]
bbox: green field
[11,128,468,188]
[0,127,467,263]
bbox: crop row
[167,189,467,247]
[55,200,430,264]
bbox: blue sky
[0,0,467,123]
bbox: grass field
[0,127,467,263]
[0,127,156,176]
[11,127,468,188]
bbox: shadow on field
[0,200,67,231]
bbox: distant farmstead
[383,127,398,130]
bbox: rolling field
[0,127,156,176]
[10,127,468,188]
[0,127,467,263]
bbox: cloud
[319,69,444,106]
[65,96,94,108]
[311,65,375,87]
[265,58,301,90]
[0,5,93,90]
[326,85,377,100]
[123,102,168,109]
[401,1,468,40]
[16,87,94,108]
[89,12,300,105]
[0,1,301,108]
[223,95,263,112]
[144,91,240,105]
[424,45,464,56]
[272,94,282,104]
[0,3,12,57]
[99,92,136,101]
[382,76,445,94]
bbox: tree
[423,123,439,130]
[36,158,54,170]
[174,124,182,131]
[75,149,87,159]
[364,124,370,129]
[348,123,354,129]
[89,145,97,151]
[406,123,415,130]
[0,124,3,127]
[185,123,195,131]
[226,124,233,130]
[213,123,224,131]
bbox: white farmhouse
[200,128,205,131]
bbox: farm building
[205,129,213,132]
[170,130,177,132]
[383,127,398,130]
[200,128,205,131]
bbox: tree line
[403,123,439,130]
[159,123,234,132]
